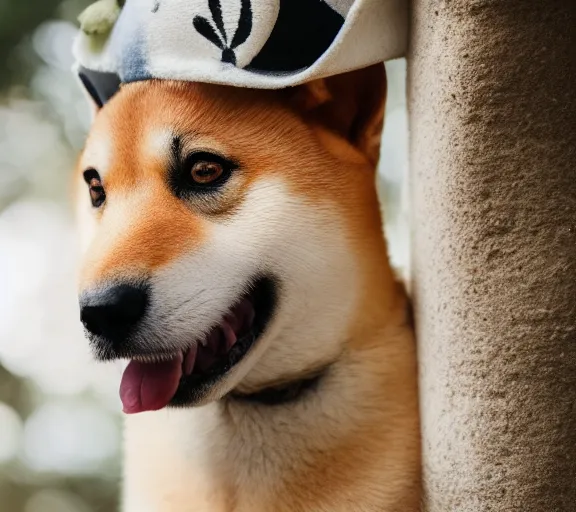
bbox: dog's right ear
[77,68,121,115]
[286,64,387,166]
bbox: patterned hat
[74,0,407,106]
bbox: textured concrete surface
[408,1,576,510]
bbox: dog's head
[75,65,387,413]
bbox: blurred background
[0,1,408,510]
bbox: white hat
[74,0,407,105]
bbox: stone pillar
[408,1,576,510]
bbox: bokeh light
[23,401,119,474]
[0,4,122,510]
[0,402,23,463]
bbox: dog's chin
[115,276,278,414]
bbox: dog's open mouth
[120,277,276,414]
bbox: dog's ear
[77,68,122,116]
[288,64,386,165]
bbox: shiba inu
[74,64,420,511]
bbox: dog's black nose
[80,283,148,344]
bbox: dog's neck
[229,368,326,406]
[123,292,419,512]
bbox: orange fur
[75,65,420,511]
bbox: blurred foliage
[0,2,122,511]
[0,0,90,90]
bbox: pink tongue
[120,354,183,414]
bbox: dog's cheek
[225,179,361,386]
[148,242,256,345]
[75,191,99,261]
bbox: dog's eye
[168,141,237,201]
[190,161,224,184]
[83,169,106,208]
[176,152,236,193]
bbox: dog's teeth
[132,353,178,364]
[183,345,198,375]
[222,321,237,351]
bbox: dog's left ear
[288,63,387,165]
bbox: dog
[74,63,420,511]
